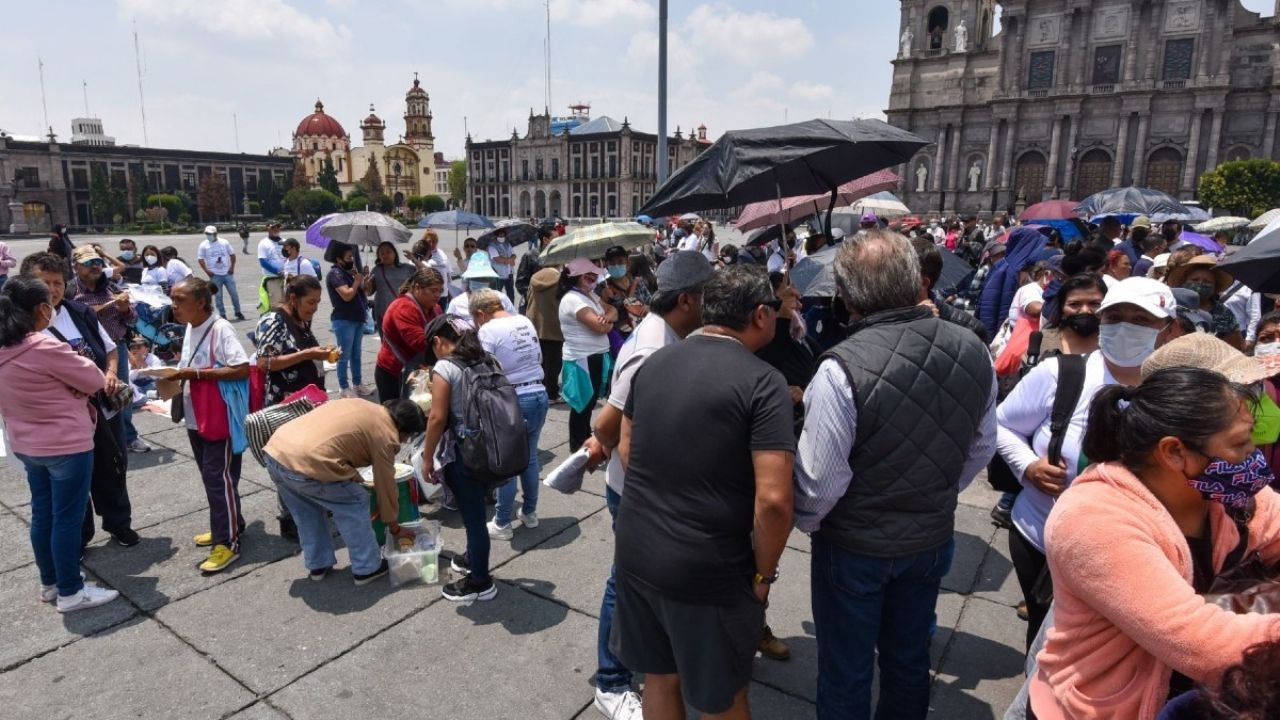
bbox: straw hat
[1164,254,1234,294]
[1141,332,1275,385]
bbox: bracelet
[195,368,201,380]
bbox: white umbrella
[1192,216,1250,234]
[318,211,412,247]
[1249,209,1280,232]
[837,191,910,219]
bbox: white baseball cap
[204,225,217,234]
[565,258,606,277]
[1099,276,1175,319]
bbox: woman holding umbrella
[327,245,374,397]
[1166,255,1244,350]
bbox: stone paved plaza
[0,232,1026,719]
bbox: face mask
[205,234,216,241]
[607,264,627,279]
[1255,341,1280,358]
[467,280,490,292]
[119,250,135,261]
[1098,321,1161,367]
[1183,281,1215,301]
[1253,392,1280,446]
[1162,228,1179,242]
[144,255,158,265]
[1186,449,1275,510]
[1059,313,1100,337]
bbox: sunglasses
[760,299,783,312]
[81,259,105,268]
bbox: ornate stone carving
[954,20,968,53]
[1084,118,1117,137]
[1152,115,1189,136]
[1028,15,1061,47]
[901,27,913,59]
[1165,1,1201,33]
[968,161,982,191]
[915,163,929,192]
[1094,6,1129,40]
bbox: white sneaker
[594,688,643,720]
[56,584,120,613]
[40,572,87,603]
[127,438,152,453]
[355,384,375,397]
[518,510,539,528]
[486,518,513,540]
[340,388,358,399]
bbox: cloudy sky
[2,0,1275,160]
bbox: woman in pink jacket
[1031,367,1280,719]
[0,275,119,613]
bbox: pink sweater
[1031,462,1280,720]
[0,333,105,456]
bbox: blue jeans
[811,536,955,720]
[595,486,632,692]
[266,455,382,575]
[444,456,490,583]
[494,390,549,526]
[18,450,93,596]
[330,318,364,389]
[208,273,242,316]
[118,344,138,444]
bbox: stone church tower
[404,72,435,152]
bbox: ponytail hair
[1083,368,1254,470]
[0,275,51,347]
[398,267,444,296]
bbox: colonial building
[432,151,455,206]
[291,73,437,204]
[888,0,1280,215]
[466,107,709,219]
[0,130,291,232]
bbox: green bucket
[360,463,420,546]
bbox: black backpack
[456,357,529,489]
[987,352,1087,494]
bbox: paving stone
[269,581,597,719]
[0,617,255,718]
[748,547,818,702]
[958,471,1002,511]
[930,596,1029,719]
[0,563,138,670]
[496,506,614,616]
[155,544,439,695]
[943,503,999,595]
[227,701,291,719]
[82,489,299,612]
[0,507,34,575]
[971,527,1023,609]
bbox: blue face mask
[467,280,491,292]
[607,264,627,279]
[119,250,135,261]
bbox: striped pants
[187,431,245,552]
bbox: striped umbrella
[735,169,900,231]
[1249,209,1280,232]
[1192,216,1250,234]
[540,222,653,265]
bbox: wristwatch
[754,568,780,585]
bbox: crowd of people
[2,210,1280,720]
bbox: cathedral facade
[887,0,1280,215]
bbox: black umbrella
[1072,186,1192,223]
[936,248,976,297]
[1219,230,1280,292]
[638,119,928,236]
[477,220,539,249]
[744,222,801,247]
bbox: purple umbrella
[305,213,342,249]
[1178,230,1223,253]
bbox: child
[126,336,163,406]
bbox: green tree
[197,173,232,222]
[304,189,341,216]
[345,194,370,212]
[89,164,114,225]
[173,190,197,220]
[406,195,425,212]
[448,160,467,207]
[1198,159,1280,217]
[283,188,308,219]
[146,193,184,221]
[316,157,340,195]
[421,194,446,213]
[361,155,385,197]
[292,160,311,191]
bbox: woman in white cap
[446,252,516,319]
[996,276,1179,651]
[558,258,617,449]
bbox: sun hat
[565,258,606,278]
[1165,254,1234,294]
[1141,332,1273,385]
[1131,215,1152,230]
[204,225,218,234]
[72,246,102,264]
[1099,276,1176,319]
[656,251,714,293]
[461,251,499,279]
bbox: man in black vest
[25,252,139,549]
[795,231,996,720]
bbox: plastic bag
[384,519,442,587]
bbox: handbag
[243,396,317,467]
[191,377,230,441]
[1204,520,1280,614]
[169,321,218,428]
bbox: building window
[1028,51,1055,90]
[573,158,582,178]
[608,157,617,177]
[522,160,529,180]
[536,159,543,180]
[551,158,559,179]
[15,167,40,188]
[591,157,599,178]
[1163,38,1194,80]
[1092,45,1122,86]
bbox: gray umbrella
[791,246,840,298]
[318,211,413,248]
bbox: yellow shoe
[199,545,240,573]
[193,532,214,547]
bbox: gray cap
[656,251,714,293]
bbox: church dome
[295,99,346,138]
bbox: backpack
[987,353,1087,494]
[455,357,529,488]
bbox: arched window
[927,6,950,49]
[1075,149,1112,200]
[1145,148,1183,197]
[1015,151,1047,203]
[1226,146,1250,163]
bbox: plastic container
[384,520,441,587]
[359,463,420,545]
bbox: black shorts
[609,571,764,714]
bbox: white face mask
[1255,341,1280,358]
[144,255,158,265]
[1098,321,1161,367]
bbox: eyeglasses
[760,299,783,312]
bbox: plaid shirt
[72,276,135,342]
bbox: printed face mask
[1183,281,1215,301]
[1098,321,1161,367]
[1186,449,1275,510]
[1255,341,1280,358]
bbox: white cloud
[116,0,351,55]
[551,0,655,27]
[626,30,657,65]
[791,82,834,101]
[685,4,813,67]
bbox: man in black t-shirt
[612,264,796,718]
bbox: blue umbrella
[418,210,494,230]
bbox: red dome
[294,99,346,138]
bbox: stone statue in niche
[968,161,982,191]
[953,20,968,53]
[900,27,913,58]
[916,163,929,192]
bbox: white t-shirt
[477,314,544,394]
[257,237,284,276]
[166,259,193,285]
[604,313,679,494]
[45,305,117,356]
[767,248,786,274]
[488,240,515,280]
[427,248,455,297]
[179,314,250,430]
[446,291,516,319]
[140,263,168,286]
[1008,282,1045,325]
[996,351,1113,553]
[282,256,318,278]
[558,289,612,361]
[197,238,234,276]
